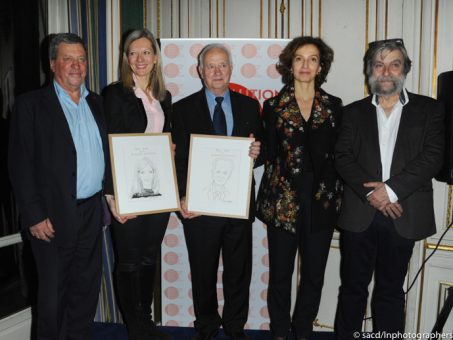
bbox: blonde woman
[103,29,172,340]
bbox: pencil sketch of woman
[130,156,161,198]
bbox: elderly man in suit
[171,43,263,340]
[8,33,107,340]
[334,38,444,339]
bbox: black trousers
[183,216,252,334]
[110,212,170,272]
[30,195,103,340]
[267,173,333,338]
[335,212,415,340]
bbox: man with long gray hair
[334,39,444,338]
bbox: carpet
[93,322,336,339]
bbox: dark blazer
[102,81,172,195]
[256,86,343,234]
[8,84,108,246]
[102,82,172,134]
[335,91,445,240]
[435,71,453,184]
[171,88,264,222]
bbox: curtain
[68,0,120,323]
[68,0,107,94]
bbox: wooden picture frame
[109,133,180,215]
[186,134,254,219]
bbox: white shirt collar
[372,88,409,107]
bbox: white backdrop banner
[160,38,289,330]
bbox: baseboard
[0,308,31,340]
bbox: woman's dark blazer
[256,86,343,234]
[102,81,172,195]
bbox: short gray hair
[49,33,86,60]
[198,43,233,69]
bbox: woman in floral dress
[257,36,343,340]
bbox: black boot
[139,265,173,340]
[115,269,145,340]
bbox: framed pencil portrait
[186,134,254,219]
[109,133,180,215]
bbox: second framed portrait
[186,134,254,219]
[109,133,180,215]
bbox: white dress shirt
[371,89,409,203]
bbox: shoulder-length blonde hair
[120,29,166,101]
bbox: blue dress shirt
[204,88,233,136]
[54,81,104,199]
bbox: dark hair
[364,38,412,79]
[49,33,86,60]
[277,36,334,87]
[120,28,166,101]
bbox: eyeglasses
[368,38,404,49]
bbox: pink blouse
[133,75,165,133]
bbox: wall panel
[418,249,453,333]
[321,0,367,105]
[225,0,262,38]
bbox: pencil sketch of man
[204,157,234,202]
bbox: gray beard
[369,74,405,96]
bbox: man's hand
[171,143,176,158]
[382,202,403,219]
[180,196,201,219]
[364,181,390,210]
[105,195,137,224]
[248,133,261,160]
[29,218,55,242]
[364,182,403,219]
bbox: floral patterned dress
[256,85,343,234]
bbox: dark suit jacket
[8,84,108,246]
[102,82,172,195]
[335,91,444,240]
[171,88,264,222]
